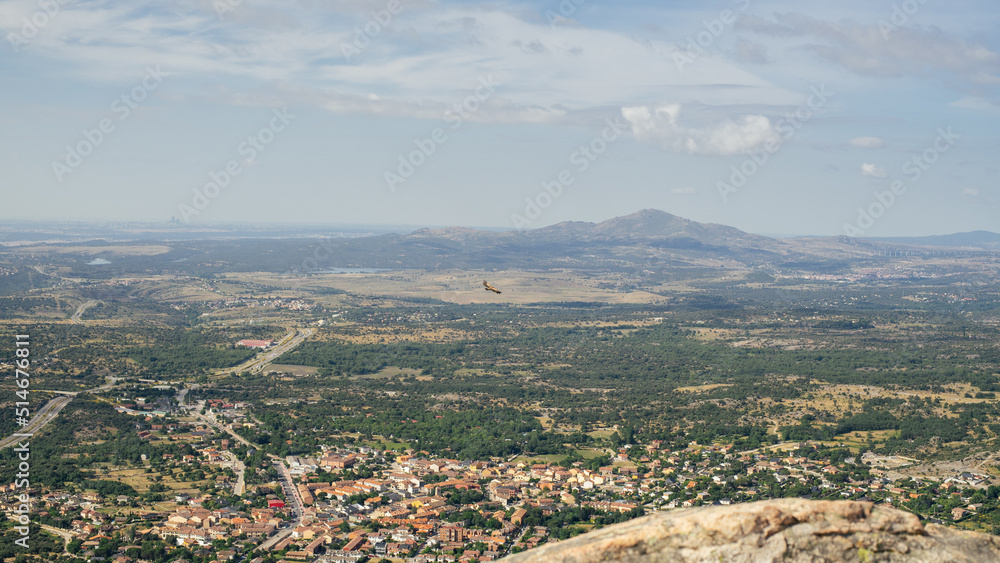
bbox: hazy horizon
[1,208,997,242]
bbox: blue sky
[1,0,998,236]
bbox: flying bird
[483,281,502,294]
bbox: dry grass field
[239,269,670,305]
[24,245,173,256]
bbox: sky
[1,0,999,237]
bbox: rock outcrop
[501,499,1000,562]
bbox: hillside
[501,499,1000,562]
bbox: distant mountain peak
[520,209,773,250]
[594,209,689,235]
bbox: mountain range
[304,209,992,274]
[5,209,996,278]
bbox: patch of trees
[781,423,835,442]
[84,480,139,498]
[519,505,645,538]
[126,328,264,374]
[252,399,568,459]
[0,296,60,318]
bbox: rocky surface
[501,498,1000,562]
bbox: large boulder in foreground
[501,498,1000,562]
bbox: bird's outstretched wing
[483,280,502,294]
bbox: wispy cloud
[736,12,1000,103]
[0,0,804,123]
[849,136,884,148]
[861,163,887,178]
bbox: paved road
[190,410,255,448]
[256,525,293,551]
[233,456,246,496]
[39,524,73,552]
[213,448,248,496]
[255,460,306,551]
[217,328,315,375]
[0,377,121,450]
[0,396,73,449]
[177,387,189,406]
[70,300,99,323]
[273,459,305,520]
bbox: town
[3,390,997,563]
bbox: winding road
[70,300,99,323]
[40,524,74,553]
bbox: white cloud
[737,12,1000,104]
[963,188,980,197]
[849,136,884,148]
[861,163,887,178]
[672,187,696,195]
[621,104,779,156]
[0,1,805,123]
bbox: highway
[216,327,315,375]
[0,396,74,449]
[70,300,99,323]
[0,377,121,450]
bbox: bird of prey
[483,281,502,294]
